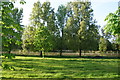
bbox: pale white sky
[14,0,119,28]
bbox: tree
[22,1,42,56]
[85,23,100,50]
[104,7,120,44]
[22,1,55,57]
[44,2,58,52]
[99,37,107,52]
[64,16,79,51]
[77,1,98,56]
[101,28,112,51]
[22,25,36,52]
[34,26,53,57]
[64,1,83,56]
[1,0,25,70]
[1,2,23,54]
[56,4,67,56]
[64,1,99,56]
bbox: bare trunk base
[40,51,42,57]
[8,50,11,54]
[79,49,82,57]
[60,50,62,56]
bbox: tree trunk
[60,50,62,56]
[8,43,11,54]
[60,29,63,57]
[40,51,42,57]
[8,50,11,54]
[79,49,82,57]
[43,51,45,58]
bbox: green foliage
[22,1,55,53]
[56,4,67,53]
[34,26,53,52]
[64,1,99,51]
[2,53,15,59]
[20,0,26,4]
[56,4,67,29]
[112,43,120,51]
[1,1,25,74]
[104,7,120,44]
[99,37,107,52]
[22,26,36,51]
[1,2,23,53]
[104,12,119,34]
[21,1,100,53]
[64,13,79,50]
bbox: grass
[1,55,120,78]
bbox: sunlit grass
[2,55,119,78]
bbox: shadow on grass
[2,54,119,78]
[15,54,119,59]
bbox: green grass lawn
[1,55,119,78]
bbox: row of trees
[1,0,120,57]
[22,1,101,56]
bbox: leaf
[20,0,26,4]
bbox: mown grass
[1,55,119,78]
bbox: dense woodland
[1,0,120,57]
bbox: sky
[14,0,119,28]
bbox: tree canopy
[1,2,23,53]
[104,7,120,44]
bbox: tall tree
[64,1,82,55]
[56,4,67,56]
[77,1,96,56]
[22,1,42,56]
[22,1,55,56]
[1,2,23,53]
[44,2,58,52]
[65,1,99,56]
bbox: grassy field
[1,55,119,78]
